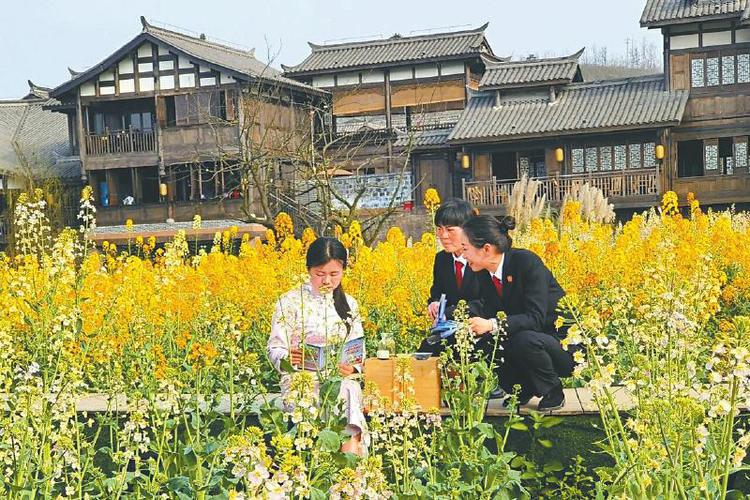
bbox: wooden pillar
[168,167,175,202]
[75,91,88,181]
[105,170,118,206]
[190,165,196,200]
[131,168,138,203]
[384,70,393,173]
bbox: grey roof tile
[142,22,320,93]
[641,0,750,26]
[52,18,323,98]
[479,49,584,89]
[448,75,688,143]
[283,24,501,75]
[0,92,80,181]
[394,128,451,148]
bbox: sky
[0,0,661,99]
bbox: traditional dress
[267,282,367,438]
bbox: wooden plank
[332,87,386,116]
[390,79,464,108]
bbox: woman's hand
[289,348,303,368]
[469,317,494,335]
[427,301,440,320]
[339,364,355,377]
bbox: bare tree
[197,52,418,243]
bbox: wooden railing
[85,129,156,156]
[463,168,660,207]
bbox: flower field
[2,188,750,498]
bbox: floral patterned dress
[267,282,367,437]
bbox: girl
[460,215,574,411]
[267,237,366,454]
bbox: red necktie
[455,261,464,290]
[493,275,503,297]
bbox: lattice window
[722,55,735,85]
[572,148,584,173]
[707,57,720,86]
[726,156,734,175]
[691,58,705,88]
[519,156,530,177]
[705,143,718,170]
[738,54,750,84]
[600,146,613,171]
[629,144,642,169]
[586,148,598,171]
[736,140,748,168]
[644,143,656,168]
[614,145,627,170]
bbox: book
[302,337,365,371]
[426,294,460,345]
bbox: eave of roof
[282,23,500,76]
[478,48,584,90]
[51,18,325,98]
[448,75,688,144]
[640,0,750,27]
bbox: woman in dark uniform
[418,198,483,356]
[460,215,574,411]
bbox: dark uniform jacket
[477,248,566,338]
[428,250,483,319]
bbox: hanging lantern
[159,183,168,197]
[461,153,471,169]
[555,148,564,163]
[655,144,665,160]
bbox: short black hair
[434,198,474,227]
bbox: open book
[303,337,365,371]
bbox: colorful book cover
[302,337,364,371]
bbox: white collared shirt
[491,253,505,283]
[489,253,506,333]
[452,253,467,278]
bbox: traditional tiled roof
[479,49,584,90]
[0,85,80,180]
[141,21,319,93]
[52,17,323,98]
[448,75,688,143]
[283,24,503,76]
[394,128,451,148]
[641,0,750,27]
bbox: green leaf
[310,487,328,500]
[543,461,564,473]
[538,439,553,448]
[726,491,746,500]
[167,476,192,493]
[509,422,529,431]
[279,357,296,374]
[539,416,564,428]
[318,429,341,452]
[474,422,495,439]
[203,441,221,455]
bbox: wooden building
[48,17,324,227]
[0,82,81,244]
[448,50,689,211]
[282,24,506,204]
[642,0,750,206]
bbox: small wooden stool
[363,357,441,412]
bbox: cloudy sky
[0,0,661,98]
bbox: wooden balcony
[85,129,156,156]
[463,168,661,210]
